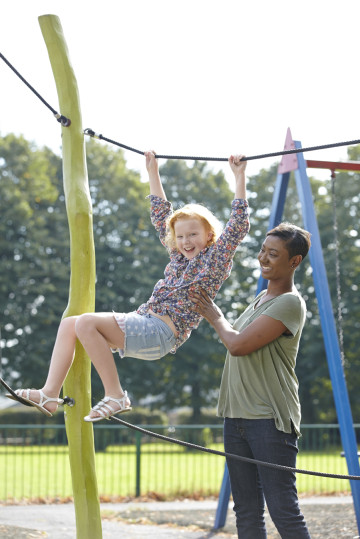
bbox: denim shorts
[112,312,176,360]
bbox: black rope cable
[84,128,360,163]
[0,52,71,127]
[110,416,360,481]
[2,52,360,161]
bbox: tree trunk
[39,14,101,539]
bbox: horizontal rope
[84,128,360,163]
[110,416,360,481]
[2,52,360,162]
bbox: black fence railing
[0,424,357,502]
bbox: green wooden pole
[38,14,102,539]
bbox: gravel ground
[0,497,358,538]
[102,499,359,538]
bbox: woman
[190,222,312,539]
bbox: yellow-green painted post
[38,15,102,539]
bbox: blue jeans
[224,417,311,539]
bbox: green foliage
[1,133,360,425]
[0,405,65,425]
[124,406,168,426]
[175,408,222,425]
[0,134,69,384]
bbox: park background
[0,0,360,507]
[0,133,359,425]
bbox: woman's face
[257,235,294,280]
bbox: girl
[8,151,249,422]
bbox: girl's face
[257,235,294,280]
[174,217,212,260]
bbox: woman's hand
[191,287,290,357]
[190,288,224,325]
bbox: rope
[2,52,360,161]
[84,128,360,163]
[0,52,70,127]
[331,172,346,367]
[110,416,360,481]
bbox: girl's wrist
[234,171,246,181]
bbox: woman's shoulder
[275,290,305,308]
[269,292,306,324]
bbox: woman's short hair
[266,222,311,259]
[165,204,223,250]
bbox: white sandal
[6,389,64,417]
[84,391,132,422]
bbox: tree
[1,134,359,425]
[0,134,70,384]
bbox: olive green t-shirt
[217,290,306,436]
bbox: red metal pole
[306,160,360,172]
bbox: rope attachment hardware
[54,112,71,127]
[84,128,102,140]
[54,113,71,127]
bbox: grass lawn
[0,442,352,501]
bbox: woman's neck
[264,278,294,298]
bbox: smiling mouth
[261,265,271,271]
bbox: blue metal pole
[294,141,360,533]
[214,462,231,529]
[256,170,291,294]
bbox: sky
[1,0,360,186]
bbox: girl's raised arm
[229,154,247,200]
[145,151,167,200]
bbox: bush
[125,406,168,426]
[175,408,223,425]
[0,405,64,425]
[93,407,169,450]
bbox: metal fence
[0,423,357,502]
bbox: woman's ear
[290,255,303,269]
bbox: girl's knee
[75,313,95,339]
[59,316,77,334]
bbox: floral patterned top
[137,195,250,352]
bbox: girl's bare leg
[17,313,127,418]
[20,316,79,414]
[74,313,129,419]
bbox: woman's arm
[229,154,247,200]
[190,288,287,356]
[145,150,167,200]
